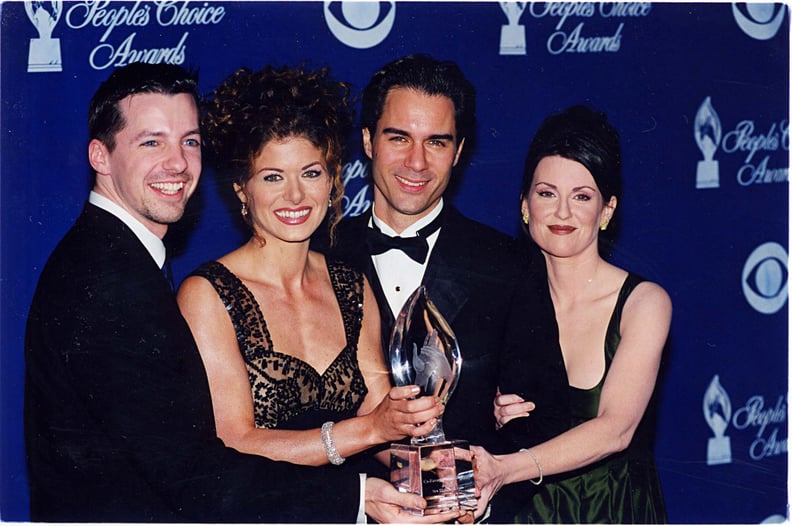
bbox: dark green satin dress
[498,272,667,524]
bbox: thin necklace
[586,260,601,284]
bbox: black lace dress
[188,259,369,432]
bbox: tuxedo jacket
[319,205,534,452]
[24,203,359,522]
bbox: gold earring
[600,220,609,231]
[522,212,530,224]
[241,202,249,218]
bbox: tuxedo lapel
[82,204,173,295]
[365,250,395,347]
[421,207,470,325]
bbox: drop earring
[522,212,530,224]
[600,220,609,231]
[241,202,249,218]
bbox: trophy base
[696,160,719,189]
[390,439,476,515]
[500,25,526,55]
[707,436,732,465]
[28,38,62,73]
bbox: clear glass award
[389,286,476,515]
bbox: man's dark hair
[88,62,199,151]
[360,54,476,144]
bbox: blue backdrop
[1,2,788,522]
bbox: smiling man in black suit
[318,55,531,462]
[23,61,451,523]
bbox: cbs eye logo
[732,3,786,41]
[742,241,788,314]
[324,1,395,49]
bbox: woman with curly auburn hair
[177,66,445,472]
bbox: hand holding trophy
[389,286,476,515]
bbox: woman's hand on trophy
[366,385,443,443]
[493,388,535,430]
[470,445,507,514]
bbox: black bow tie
[366,215,442,264]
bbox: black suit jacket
[24,203,359,522]
[318,206,532,452]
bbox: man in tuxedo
[318,54,530,455]
[24,62,453,523]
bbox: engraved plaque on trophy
[389,286,475,515]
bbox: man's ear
[362,128,373,160]
[88,139,110,175]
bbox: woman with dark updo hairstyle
[473,105,671,523]
[177,66,444,473]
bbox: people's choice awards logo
[703,375,789,466]
[732,3,786,41]
[25,0,63,72]
[693,97,788,188]
[703,375,732,465]
[324,1,395,49]
[509,3,651,55]
[499,2,527,55]
[694,97,722,189]
[742,242,788,315]
[52,2,226,71]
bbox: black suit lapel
[367,262,395,346]
[83,204,173,295]
[421,207,470,325]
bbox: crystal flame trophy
[389,286,475,515]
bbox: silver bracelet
[321,421,345,465]
[520,448,543,485]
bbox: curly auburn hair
[201,65,354,243]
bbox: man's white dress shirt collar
[89,191,167,269]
